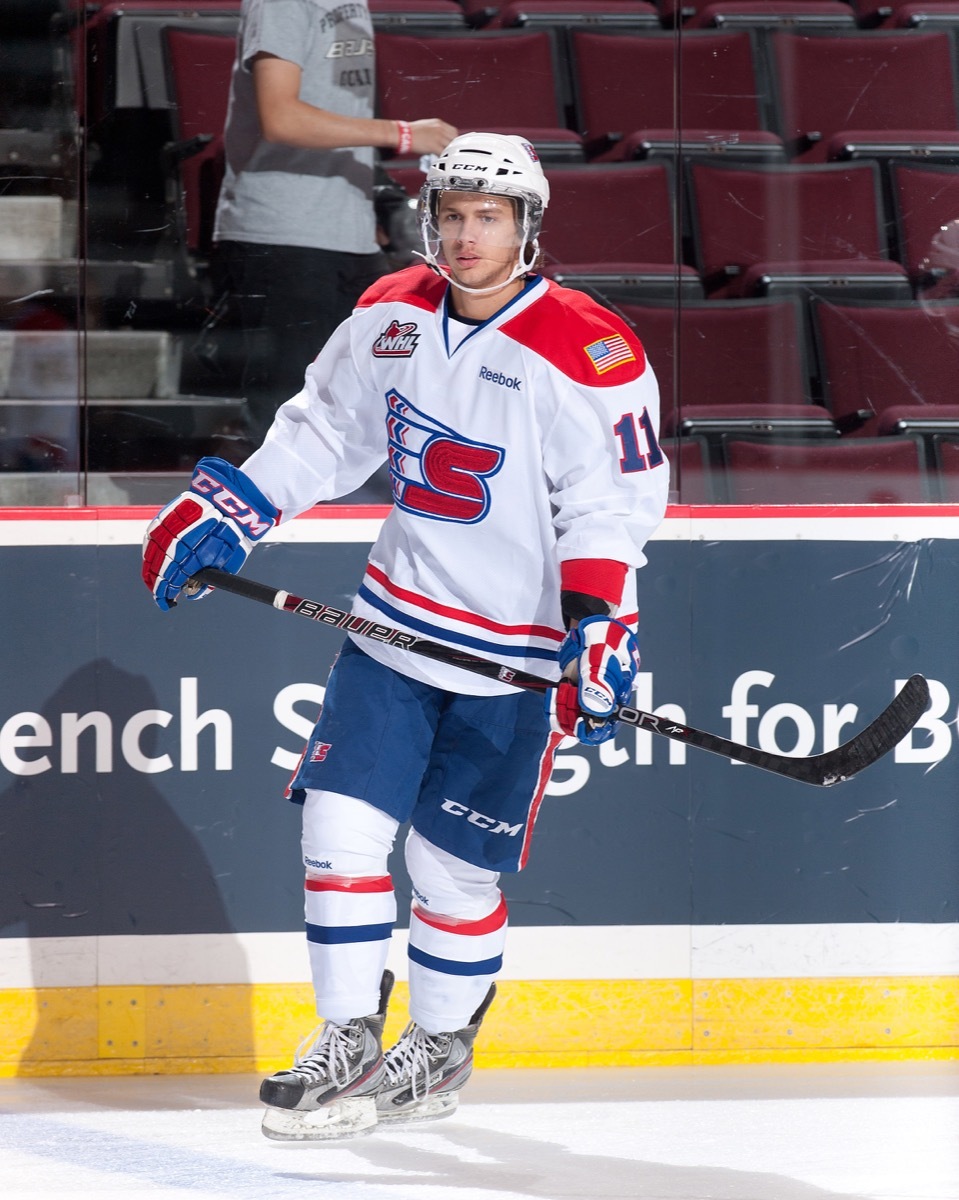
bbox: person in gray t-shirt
[212,0,456,442]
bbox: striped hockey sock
[406,895,507,1033]
[305,873,397,1022]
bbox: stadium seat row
[667,434,959,504]
[54,0,959,33]
[615,296,959,442]
[156,25,959,275]
[63,10,959,167]
[321,157,959,308]
[372,27,959,168]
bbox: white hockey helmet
[418,132,551,294]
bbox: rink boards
[0,504,957,1074]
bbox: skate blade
[376,1092,459,1126]
[261,1095,378,1141]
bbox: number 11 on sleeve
[613,409,664,473]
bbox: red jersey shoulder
[500,280,646,386]
[356,265,446,313]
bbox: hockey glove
[546,615,640,745]
[141,457,279,611]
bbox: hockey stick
[189,566,929,788]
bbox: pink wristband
[396,120,413,155]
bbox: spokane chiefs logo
[373,320,420,357]
[386,389,504,523]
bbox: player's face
[435,192,521,292]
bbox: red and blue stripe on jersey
[357,562,564,663]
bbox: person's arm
[537,312,668,744]
[252,54,457,156]
[239,318,387,518]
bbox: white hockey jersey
[242,267,670,695]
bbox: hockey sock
[305,872,396,1023]
[407,896,507,1034]
[301,789,399,1022]
[404,827,507,1032]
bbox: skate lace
[290,1020,363,1088]
[383,1024,452,1100]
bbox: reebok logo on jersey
[373,321,420,357]
[309,742,333,763]
[479,366,522,390]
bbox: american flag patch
[584,334,636,374]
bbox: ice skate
[375,984,496,1125]
[259,970,394,1141]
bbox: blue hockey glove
[141,457,279,611]
[546,615,640,745]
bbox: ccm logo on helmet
[191,469,273,538]
[441,799,523,837]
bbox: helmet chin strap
[412,248,537,296]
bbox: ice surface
[0,1068,957,1200]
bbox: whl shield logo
[373,320,420,357]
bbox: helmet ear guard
[416,132,550,295]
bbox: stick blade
[806,673,930,787]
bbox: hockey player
[141,132,670,1140]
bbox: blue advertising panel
[1,512,956,947]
